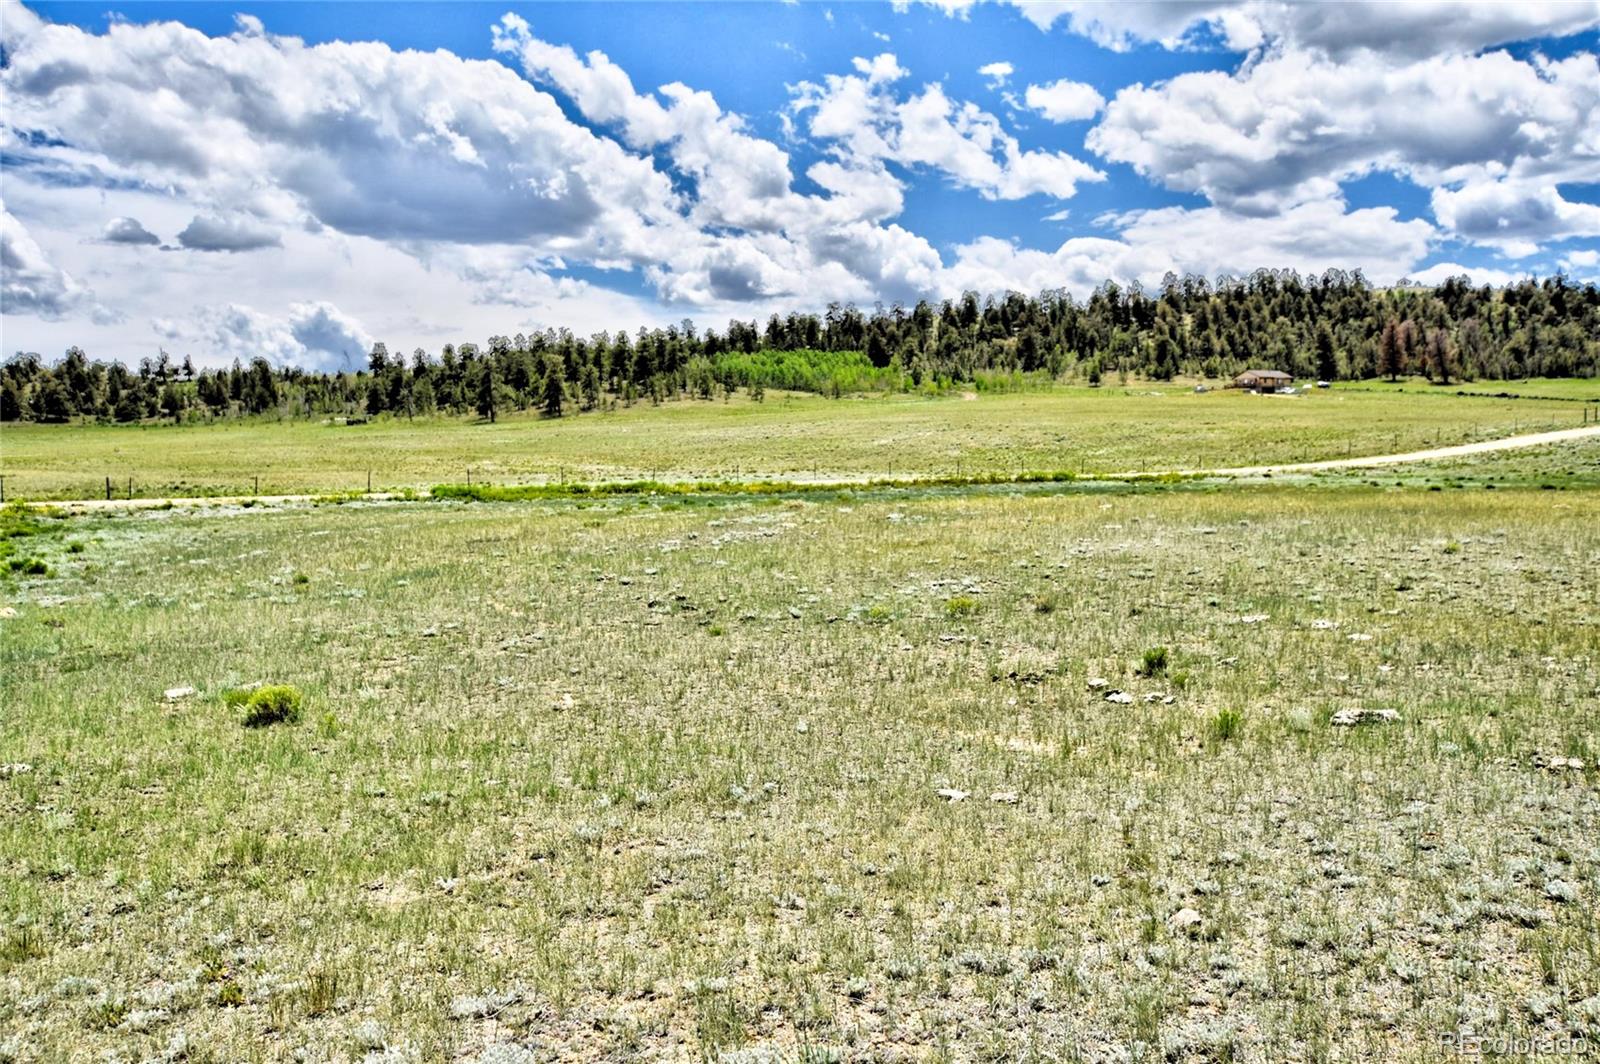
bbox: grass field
[3,382,1595,501]
[3,454,1598,1061]
[1334,377,1600,402]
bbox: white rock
[1330,708,1400,727]
[795,720,809,734]
[1105,691,1134,704]
[935,788,970,803]
[163,686,197,702]
[1087,677,1110,690]
[1348,633,1373,642]
[989,791,1019,804]
[1167,907,1203,935]
[0,606,16,618]
[1311,619,1338,630]
[0,763,33,778]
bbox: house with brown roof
[1232,369,1294,393]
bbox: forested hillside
[4,271,1596,423]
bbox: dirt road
[42,424,1600,512]
[1181,424,1599,477]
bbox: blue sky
[3,1,1598,366]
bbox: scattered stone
[163,685,197,702]
[0,763,33,779]
[795,720,809,734]
[787,606,802,619]
[1331,708,1400,727]
[1348,633,1373,642]
[935,788,969,803]
[1310,619,1338,630]
[989,791,1019,804]
[1238,614,1268,624]
[1105,691,1134,704]
[1535,754,1587,773]
[1168,907,1204,936]
[1087,677,1109,690]
[0,607,16,618]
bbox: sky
[2,1,1598,370]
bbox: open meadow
[3,440,1598,1062]
[7,2,1600,1060]
[2,381,1595,501]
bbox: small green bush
[7,557,51,576]
[945,595,980,618]
[1136,646,1169,677]
[1031,593,1058,614]
[241,684,304,728]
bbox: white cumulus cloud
[978,61,1013,88]
[1023,79,1104,122]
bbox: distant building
[1232,369,1294,393]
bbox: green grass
[2,381,1592,500]
[2,475,1597,1061]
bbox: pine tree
[1425,328,1457,384]
[1314,323,1338,382]
[477,360,499,422]
[540,358,563,418]
[1378,320,1403,382]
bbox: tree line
[4,270,1595,423]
